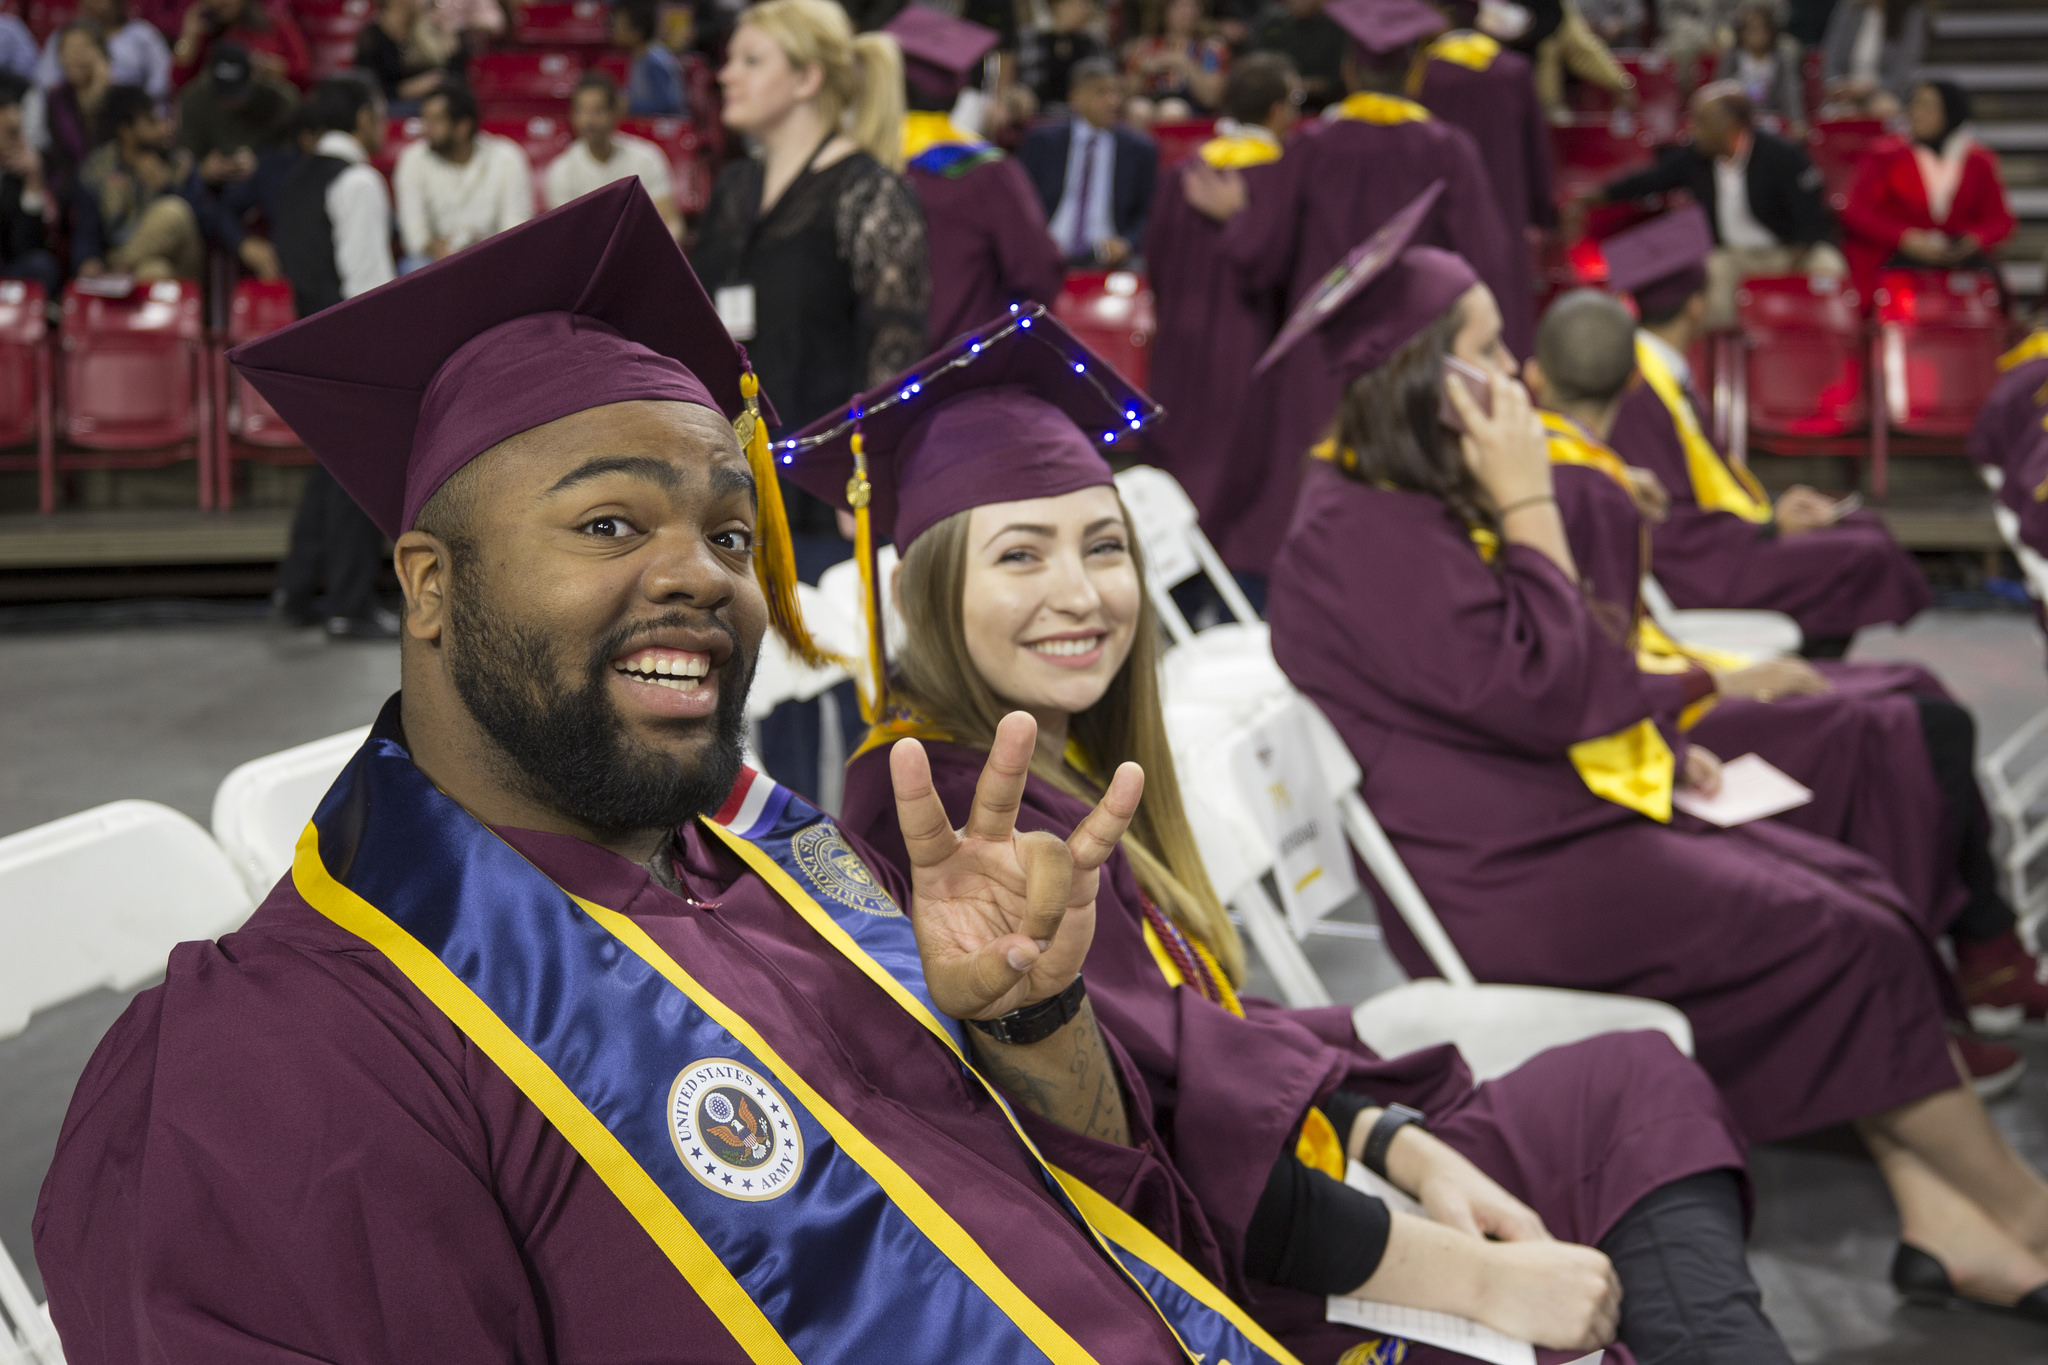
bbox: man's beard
[445,577,754,840]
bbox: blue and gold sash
[903,110,1005,178]
[294,715,1370,1364]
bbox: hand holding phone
[1439,355,1494,435]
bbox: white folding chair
[0,801,252,1040]
[746,582,854,723]
[210,728,370,902]
[1640,574,1802,659]
[1975,464,2048,934]
[0,1239,62,1365]
[1113,465,1259,644]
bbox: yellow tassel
[847,430,887,722]
[738,371,834,668]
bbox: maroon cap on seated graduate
[885,5,1000,101]
[1255,181,1478,383]
[780,303,1156,550]
[1601,206,1714,319]
[1325,0,1448,54]
[226,179,770,539]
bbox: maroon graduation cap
[1325,0,1449,54]
[1600,206,1714,317]
[885,5,1001,101]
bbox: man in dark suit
[1594,81,1845,326]
[1017,58,1158,268]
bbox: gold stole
[900,110,984,163]
[1197,133,1282,169]
[1997,330,2048,373]
[1404,30,1501,96]
[1632,335,1773,524]
[1332,91,1433,126]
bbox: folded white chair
[0,800,251,1040]
[210,727,369,902]
[1113,464,1259,643]
[1641,574,1802,659]
[0,1238,63,1365]
[746,582,853,722]
[1976,464,2048,932]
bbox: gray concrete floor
[5,607,2048,1362]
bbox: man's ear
[394,530,454,645]
[1521,354,1550,407]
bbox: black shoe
[326,607,401,640]
[1891,1243,2048,1323]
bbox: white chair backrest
[0,1237,63,1365]
[1113,466,1260,643]
[0,801,251,1039]
[211,728,369,902]
[746,583,853,720]
[815,548,905,693]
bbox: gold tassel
[737,371,834,668]
[847,430,887,721]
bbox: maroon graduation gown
[840,741,1748,1365]
[1143,154,1290,529]
[33,817,1215,1364]
[1966,350,2048,480]
[909,154,1066,348]
[1413,44,1555,251]
[1553,461,1967,932]
[1209,112,1521,577]
[1607,380,1932,637]
[1267,461,1961,1144]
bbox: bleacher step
[1919,65,2048,92]
[1933,11,2048,39]
[2008,188,2048,217]
[1978,122,2048,153]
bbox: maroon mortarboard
[1325,0,1448,55]
[1601,205,1713,318]
[1255,181,1473,382]
[885,4,1000,101]
[227,179,771,539]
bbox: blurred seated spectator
[394,81,531,267]
[1124,0,1228,119]
[35,0,169,100]
[544,71,678,235]
[429,0,504,44]
[1576,0,1643,45]
[0,10,30,83]
[1528,0,1636,118]
[1653,0,1734,86]
[172,0,311,91]
[1840,79,2015,304]
[177,40,295,193]
[1594,83,1842,328]
[1820,0,1924,119]
[0,74,56,293]
[610,0,685,117]
[1017,0,1106,110]
[73,83,281,281]
[1018,56,1155,267]
[1248,0,1341,110]
[354,0,461,113]
[1717,1,1806,135]
[35,24,114,213]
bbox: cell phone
[1439,356,1495,435]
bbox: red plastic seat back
[61,280,203,449]
[514,0,610,46]
[1050,271,1156,393]
[297,0,371,41]
[1550,117,1658,203]
[483,114,574,207]
[1150,119,1217,172]
[618,115,710,214]
[1568,51,1682,138]
[472,50,629,117]
[1807,117,1885,210]
[26,0,76,40]
[371,114,423,182]
[1736,275,1866,437]
[1873,268,2005,435]
[0,280,45,448]
[227,279,301,446]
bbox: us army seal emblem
[669,1059,804,1200]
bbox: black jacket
[1017,121,1158,252]
[1603,130,1837,248]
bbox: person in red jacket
[1839,78,2014,305]
[170,0,310,90]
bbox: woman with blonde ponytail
[693,0,929,798]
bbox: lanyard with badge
[713,128,837,342]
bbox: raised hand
[890,711,1143,1022]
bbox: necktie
[1067,129,1096,259]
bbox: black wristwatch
[1361,1103,1427,1180]
[967,974,1087,1046]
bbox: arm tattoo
[968,999,1132,1147]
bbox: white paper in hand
[1672,753,1813,827]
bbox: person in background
[171,0,311,90]
[1595,84,1842,330]
[1652,0,1733,87]
[1123,0,1228,119]
[270,73,395,640]
[34,0,168,100]
[1576,0,1642,45]
[73,82,280,281]
[1247,0,1342,109]
[0,74,55,293]
[1603,208,1929,656]
[177,41,295,216]
[1716,0,1806,134]
[544,71,677,235]
[1519,0,1634,121]
[37,23,112,215]
[354,0,462,113]
[691,0,925,804]
[1018,58,1157,269]
[428,0,502,45]
[1016,0,1105,110]
[610,0,685,116]
[1820,0,1924,118]
[886,6,1061,347]
[1840,79,2015,305]
[394,82,531,268]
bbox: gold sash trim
[1198,133,1282,168]
[1333,92,1433,126]
[1633,336,1772,523]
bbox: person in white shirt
[543,71,679,237]
[393,81,532,267]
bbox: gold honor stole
[1632,336,1772,524]
[1405,30,1501,95]
[1332,92,1433,126]
[295,721,1368,1365]
[1198,133,1282,169]
[902,110,1004,178]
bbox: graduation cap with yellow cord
[226,178,832,667]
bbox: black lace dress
[691,148,930,537]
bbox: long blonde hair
[891,504,1247,985]
[739,0,906,171]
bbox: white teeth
[655,657,673,675]
[1029,637,1100,657]
[618,653,711,679]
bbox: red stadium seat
[310,35,358,79]
[1731,273,1867,480]
[1550,115,1659,205]
[471,50,629,119]
[483,114,574,208]
[514,0,611,48]
[1567,50,1683,139]
[1051,271,1156,392]
[370,114,423,182]
[295,0,371,41]
[1868,269,2006,497]
[217,279,303,500]
[0,280,55,513]
[618,115,711,215]
[25,0,75,41]
[1150,118,1217,172]
[1807,117,1885,210]
[59,279,213,507]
